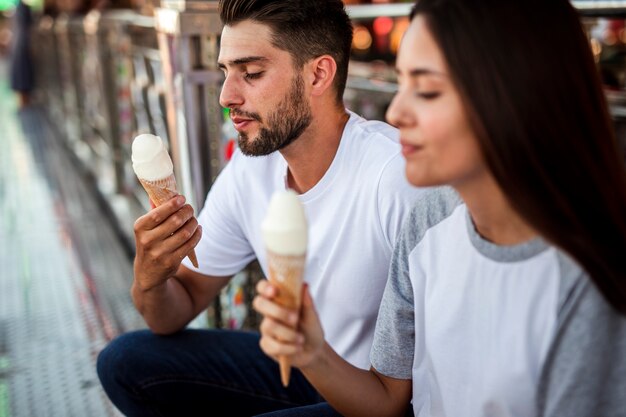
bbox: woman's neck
[456,174,538,245]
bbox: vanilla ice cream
[131,133,198,268]
[261,190,308,256]
[131,134,174,181]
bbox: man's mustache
[229,109,262,123]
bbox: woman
[253,0,626,416]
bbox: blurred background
[1,0,626,415]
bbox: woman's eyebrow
[396,67,446,80]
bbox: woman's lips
[400,141,423,157]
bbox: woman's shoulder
[399,186,463,245]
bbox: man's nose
[219,75,244,108]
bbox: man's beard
[235,73,312,156]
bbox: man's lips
[231,116,255,131]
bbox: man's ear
[307,55,337,97]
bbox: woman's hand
[253,280,325,370]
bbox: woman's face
[386,16,487,189]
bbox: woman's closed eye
[416,91,441,100]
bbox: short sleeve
[371,186,462,378]
[181,156,256,276]
[370,210,418,379]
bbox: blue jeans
[97,329,342,416]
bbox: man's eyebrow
[218,56,268,69]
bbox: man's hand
[133,195,202,292]
[253,280,325,369]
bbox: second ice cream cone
[266,250,305,387]
[139,176,199,268]
[261,189,308,387]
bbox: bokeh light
[0,0,18,11]
[353,25,373,51]
[373,16,394,37]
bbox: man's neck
[281,109,350,194]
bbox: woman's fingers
[260,315,303,344]
[259,319,303,357]
[253,292,299,327]
[254,282,305,360]
[256,279,277,298]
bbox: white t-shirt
[183,111,425,369]
[372,187,567,416]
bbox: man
[97,0,422,415]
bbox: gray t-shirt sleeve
[537,252,626,417]
[371,187,462,379]
[370,207,417,379]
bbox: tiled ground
[0,62,144,416]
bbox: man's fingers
[170,224,202,261]
[135,204,197,257]
[135,195,186,231]
[164,213,199,247]
[159,204,196,236]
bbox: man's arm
[132,265,232,334]
[131,195,232,334]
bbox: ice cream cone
[138,175,199,268]
[261,190,307,387]
[266,250,306,387]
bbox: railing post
[154,0,224,211]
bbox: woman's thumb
[300,283,316,318]
[299,283,324,343]
[301,283,312,307]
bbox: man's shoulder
[345,112,399,145]
[342,113,403,176]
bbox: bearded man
[97,1,422,416]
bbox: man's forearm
[131,276,196,334]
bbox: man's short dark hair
[219,0,353,104]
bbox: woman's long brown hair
[411,0,626,314]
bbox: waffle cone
[266,250,306,387]
[139,176,178,206]
[139,176,198,268]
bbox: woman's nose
[386,91,409,128]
